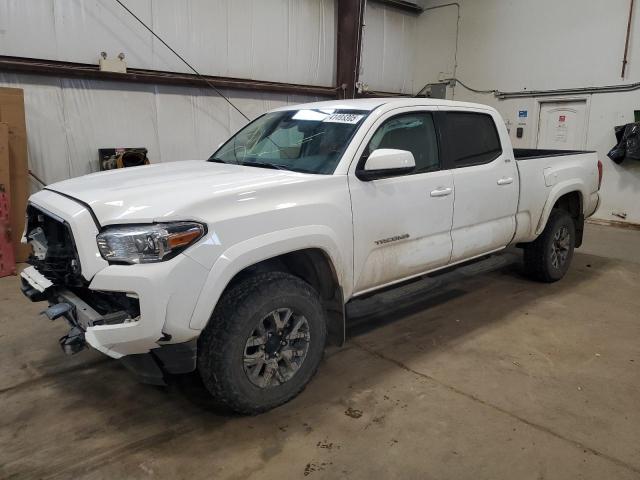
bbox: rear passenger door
[441,109,519,262]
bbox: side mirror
[356,149,416,181]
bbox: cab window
[444,112,502,167]
[363,112,440,174]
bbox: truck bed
[514,148,596,160]
[513,149,600,244]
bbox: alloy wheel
[243,308,311,389]
[550,225,571,269]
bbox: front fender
[188,225,348,331]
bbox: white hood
[46,160,317,225]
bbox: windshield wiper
[240,161,291,171]
[208,158,292,171]
[208,157,229,164]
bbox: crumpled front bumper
[22,252,208,351]
[21,266,200,385]
[21,276,110,355]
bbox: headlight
[96,222,206,264]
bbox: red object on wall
[0,185,16,277]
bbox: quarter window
[364,112,440,174]
[444,112,502,167]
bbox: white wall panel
[0,0,336,86]
[448,0,638,92]
[0,74,318,190]
[56,0,155,71]
[361,2,417,94]
[586,92,640,223]
[155,85,203,163]
[60,78,160,178]
[360,2,457,95]
[0,74,71,186]
[287,0,335,86]
[0,1,59,61]
[418,0,640,223]
[150,0,233,76]
[412,4,458,91]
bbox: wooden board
[0,87,29,262]
[0,122,16,276]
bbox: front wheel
[197,271,327,414]
[523,208,576,282]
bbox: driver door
[348,108,454,294]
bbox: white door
[349,109,454,294]
[444,109,519,262]
[537,100,588,150]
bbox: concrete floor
[1,223,639,479]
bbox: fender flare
[188,225,348,331]
[535,180,586,235]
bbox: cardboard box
[0,88,29,262]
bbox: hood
[46,160,317,225]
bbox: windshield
[208,109,369,174]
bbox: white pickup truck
[21,98,601,414]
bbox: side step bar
[347,251,520,319]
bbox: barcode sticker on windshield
[323,113,364,124]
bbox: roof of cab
[273,97,496,113]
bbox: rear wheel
[523,208,576,282]
[197,271,326,414]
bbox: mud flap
[120,354,166,386]
[325,287,346,347]
[575,213,585,248]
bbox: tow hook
[42,303,87,355]
[59,326,86,355]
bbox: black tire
[523,208,576,283]
[197,271,327,414]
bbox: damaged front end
[21,204,141,355]
[20,201,199,386]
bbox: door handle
[430,187,453,197]
[497,177,514,185]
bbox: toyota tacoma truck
[20,98,601,414]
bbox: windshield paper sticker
[323,113,364,124]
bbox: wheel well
[553,191,582,218]
[225,249,345,345]
[552,191,584,247]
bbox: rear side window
[445,112,502,167]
